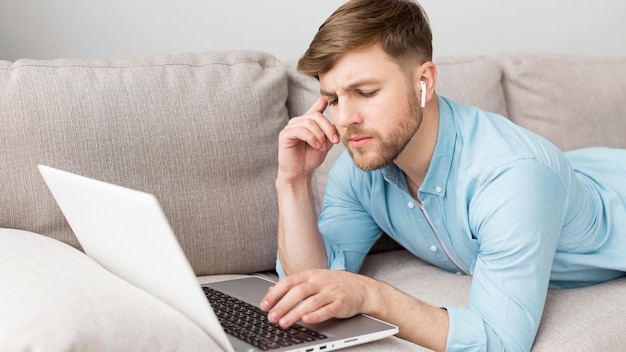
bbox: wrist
[276,174,313,194]
[362,277,389,318]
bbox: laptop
[38,165,399,352]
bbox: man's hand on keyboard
[259,269,381,328]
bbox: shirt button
[407,202,415,209]
[429,245,438,252]
[435,186,442,193]
[456,272,462,275]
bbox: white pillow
[0,228,224,351]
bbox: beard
[342,89,423,171]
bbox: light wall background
[1,0,625,61]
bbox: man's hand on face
[277,97,340,183]
[259,269,378,329]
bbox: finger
[305,96,329,115]
[282,117,335,150]
[301,301,338,325]
[260,288,281,312]
[269,280,314,314]
[260,275,303,311]
[279,123,323,150]
[278,293,331,328]
[300,115,339,145]
[321,123,340,145]
[305,98,339,144]
[271,284,324,328]
[262,277,321,325]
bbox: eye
[327,97,339,106]
[359,90,378,98]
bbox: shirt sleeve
[445,158,569,351]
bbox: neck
[394,96,439,199]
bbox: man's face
[319,45,423,171]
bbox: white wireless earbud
[420,81,427,108]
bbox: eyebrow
[320,79,381,97]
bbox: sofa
[1,50,625,351]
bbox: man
[259,0,626,351]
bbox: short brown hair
[297,0,433,79]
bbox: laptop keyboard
[203,286,327,351]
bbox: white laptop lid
[38,165,233,352]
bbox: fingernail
[260,301,269,311]
[279,317,290,327]
[268,312,278,322]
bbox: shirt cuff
[275,254,287,279]
[275,244,348,280]
[443,306,487,352]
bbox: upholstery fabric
[434,55,508,117]
[0,228,223,351]
[499,54,626,151]
[0,51,289,275]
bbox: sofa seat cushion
[0,50,289,275]
[357,250,626,351]
[499,54,626,151]
[0,228,224,351]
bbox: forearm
[366,278,449,352]
[276,177,328,275]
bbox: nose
[332,97,362,128]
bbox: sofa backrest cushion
[0,51,288,275]
[499,54,626,151]
[434,56,509,117]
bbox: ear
[413,61,437,108]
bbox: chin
[350,151,392,171]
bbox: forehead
[319,45,403,93]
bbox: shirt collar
[382,95,456,198]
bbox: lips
[348,136,373,148]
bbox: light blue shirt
[276,96,626,351]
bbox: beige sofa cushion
[434,55,508,117]
[0,228,224,351]
[499,54,626,150]
[0,51,289,275]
